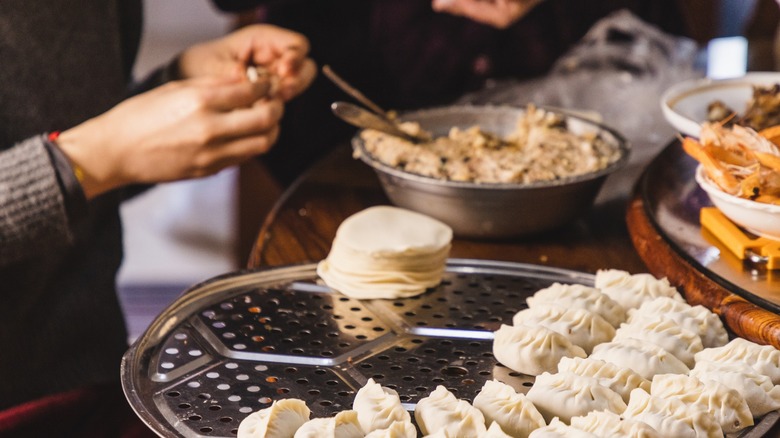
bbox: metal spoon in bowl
[322,65,388,118]
[323,65,430,143]
[331,101,429,143]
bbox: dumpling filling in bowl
[358,105,622,184]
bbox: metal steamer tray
[122,259,779,438]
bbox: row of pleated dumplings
[490,268,780,437]
[237,269,780,437]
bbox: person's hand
[56,76,282,199]
[431,0,544,29]
[177,24,316,102]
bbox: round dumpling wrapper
[333,206,452,256]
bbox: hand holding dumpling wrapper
[316,206,452,299]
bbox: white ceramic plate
[695,165,780,240]
[661,72,780,137]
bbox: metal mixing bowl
[352,105,630,238]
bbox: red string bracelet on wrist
[48,131,85,183]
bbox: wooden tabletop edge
[626,192,780,348]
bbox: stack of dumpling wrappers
[317,206,452,300]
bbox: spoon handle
[322,65,388,118]
[331,101,419,143]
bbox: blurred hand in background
[431,0,545,29]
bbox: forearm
[0,136,81,264]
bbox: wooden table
[248,143,648,273]
[249,139,780,344]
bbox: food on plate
[293,410,363,438]
[237,398,311,438]
[492,323,586,376]
[694,336,780,385]
[594,269,684,310]
[317,206,452,299]
[622,388,722,438]
[627,297,728,348]
[707,84,780,131]
[414,385,487,437]
[682,123,780,204]
[742,84,780,130]
[472,379,546,438]
[512,305,615,354]
[352,378,411,434]
[556,357,650,404]
[525,283,626,328]
[569,410,661,438]
[650,373,753,434]
[613,317,703,367]
[758,124,780,147]
[525,371,626,424]
[690,360,780,418]
[358,105,621,184]
[588,338,690,380]
[706,100,733,125]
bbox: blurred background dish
[695,165,780,240]
[661,72,780,137]
[351,105,630,238]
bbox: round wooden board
[626,141,780,349]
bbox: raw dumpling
[569,410,660,438]
[492,324,586,376]
[528,418,599,438]
[363,420,417,438]
[472,379,545,438]
[594,269,684,310]
[623,388,723,438]
[526,283,627,327]
[483,422,514,438]
[691,360,780,417]
[589,338,689,380]
[294,410,363,438]
[614,318,703,367]
[414,385,487,437]
[628,297,728,348]
[650,373,753,434]
[695,337,780,384]
[353,378,411,433]
[525,371,626,424]
[238,398,311,438]
[557,356,650,403]
[512,305,615,354]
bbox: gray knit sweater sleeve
[0,135,73,263]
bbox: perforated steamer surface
[122,259,584,437]
[121,259,778,438]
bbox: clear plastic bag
[459,9,703,155]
